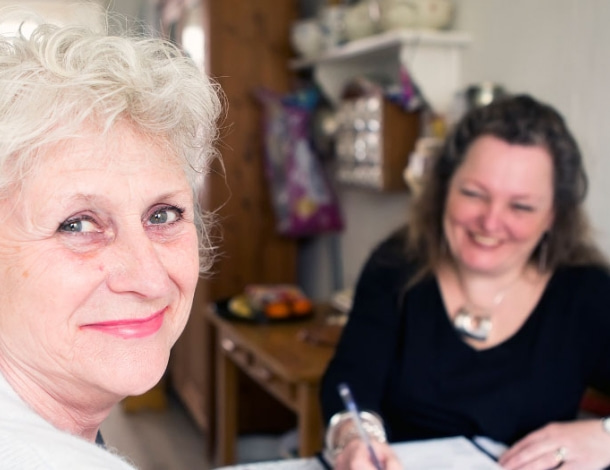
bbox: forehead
[458,136,553,180]
[5,123,188,210]
[43,123,178,170]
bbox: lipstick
[82,310,165,339]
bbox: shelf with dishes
[290,28,470,118]
[287,0,471,191]
[289,27,470,192]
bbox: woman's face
[443,135,555,277]
[0,122,200,402]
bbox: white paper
[215,436,503,470]
[215,459,323,470]
[392,436,503,469]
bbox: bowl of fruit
[217,284,313,323]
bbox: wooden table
[206,304,340,467]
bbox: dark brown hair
[406,94,607,279]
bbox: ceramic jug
[415,0,454,29]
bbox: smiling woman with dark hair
[0,10,222,469]
[321,95,610,470]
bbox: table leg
[297,382,323,457]
[215,334,238,466]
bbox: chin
[126,367,166,396]
[101,350,170,398]
[457,249,503,269]
[115,379,164,400]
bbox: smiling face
[443,135,555,277]
[0,122,200,406]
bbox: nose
[480,201,504,233]
[105,226,172,297]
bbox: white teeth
[472,234,500,246]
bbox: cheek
[509,218,548,243]
[164,237,199,339]
[0,245,92,309]
[445,196,476,228]
[165,233,200,293]
[0,263,91,358]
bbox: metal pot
[465,82,506,109]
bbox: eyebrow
[55,188,192,213]
[459,181,548,203]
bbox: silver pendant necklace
[453,307,494,341]
[452,274,519,342]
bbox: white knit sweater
[0,372,136,470]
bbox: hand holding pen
[337,383,384,470]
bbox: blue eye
[149,206,184,225]
[58,217,98,233]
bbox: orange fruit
[292,298,312,316]
[264,301,291,319]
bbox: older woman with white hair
[0,10,222,469]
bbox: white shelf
[289,28,471,70]
[290,28,472,114]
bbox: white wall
[0,0,106,29]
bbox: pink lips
[82,310,165,339]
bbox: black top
[95,431,105,448]
[320,230,610,445]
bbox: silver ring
[554,446,567,465]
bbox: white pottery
[319,5,348,49]
[415,0,454,29]
[290,18,324,58]
[344,1,379,41]
[379,0,418,32]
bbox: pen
[337,382,383,470]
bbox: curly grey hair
[0,11,223,272]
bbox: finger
[499,427,558,465]
[500,442,566,470]
[368,441,401,470]
[499,441,537,466]
[351,462,378,470]
[384,461,403,470]
[340,441,387,470]
[383,455,404,470]
[502,429,550,459]
[376,447,403,470]
[334,441,367,470]
[530,448,567,470]
[501,454,554,470]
